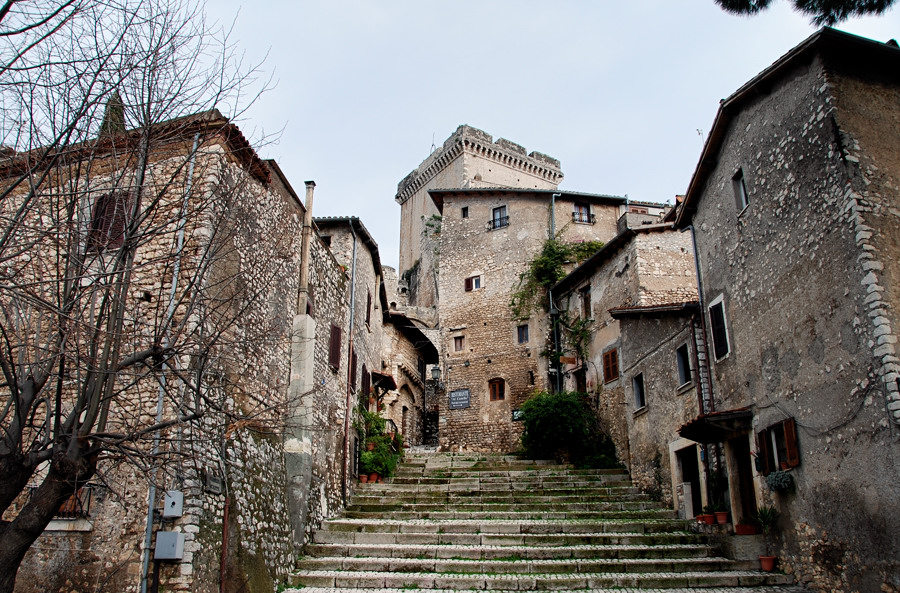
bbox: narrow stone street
[286,452,808,592]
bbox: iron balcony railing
[486,216,509,230]
[572,211,596,224]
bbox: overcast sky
[203,1,898,269]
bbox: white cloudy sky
[203,1,898,269]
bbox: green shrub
[519,390,620,469]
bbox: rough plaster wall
[619,316,700,507]
[691,55,900,592]
[632,231,698,306]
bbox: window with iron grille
[572,202,594,224]
[488,205,509,230]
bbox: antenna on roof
[430,132,436,154]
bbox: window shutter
[784,417,800,468]
[465,277,473,292]
[366,292,372,325]
[329,324,341,369]
[349,347,357,390]
[756,430,772,475]
[362,365,370,396]
[710,303,729,358]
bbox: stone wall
[686,49,900,592]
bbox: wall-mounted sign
[512,409,523,422]
[449,389,470,410]
[559,356,577,365]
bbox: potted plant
[714,502,730,525]
[735,518,760,535]
[359,451,377,483]
[698,504,716,525]
[754,504,780,571]
[765,470,794,493]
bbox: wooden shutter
[88,191,129,251]
[709,303,729,358]
[328,324,341,369]
[366,292,372,325]
[756,430,772,475]
[349,347,357,390]
[603,349,619,382]
[362,365,370,396]
[784,417,800,468]
[465,277,473,291]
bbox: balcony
[486,216,509,231]
[572,211,596,224]
[29,484,93,519]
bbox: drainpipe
[140,132,199,593]
[550,193,561,238]
[341,221,359,506]
[298,182,316,312]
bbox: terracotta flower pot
[369,472,378,482]
[359,474,368,483]
[759,556,776,571]
[698,514,715,525]
[715,511,729,524]
[735,523,760,535]
[366,441,375,451]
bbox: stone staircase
[288,452,804,592]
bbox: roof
[428,188,626,213]
[313,216,389,311]
[675,27,900,227]
[371,371,397,392]
[609,301,699,319]
[551,223,675,295]
[0,108,271,184]
[678,408,753,444]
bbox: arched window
[488,378,505,401]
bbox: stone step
[316,519,695,536]
[304,542,714,560]
[359,484,642,495]
[298,555,757,573]
[290,569,795,589]
[394,467,629,477]
[284,585,809,593]
[312,530,703,547]
[341,509,678,521]
[350,493,653,505]
[349,501,661,513]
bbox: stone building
[552,223,702,512]
[674,28,900,592]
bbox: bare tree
[715,0,896,25]
[0,2,278,591]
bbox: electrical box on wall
[162,490,183,518]
[154,531,185,560]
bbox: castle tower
[395,125,564,311]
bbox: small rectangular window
[350,347,358,391]
[602,349,619,383]
[709,299,730,360]
[489,378,505,401]
[365,291,372,326]
[461,206,469,219]
[454,336,465,352]
[676,344,691,386]
[632,373,646,410]
[517,324,529,344]
[733,169,749,211]
[756,418,800,475]
[573,202,594,224]
[88,191,130,252]
[580,286,591,319]
[328,324,342,369]
[464,275,481,291]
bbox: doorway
[677,446,702,518]
[729,435,758,524]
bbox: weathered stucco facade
[676,29,900,593]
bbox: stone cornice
[395,125,563,205]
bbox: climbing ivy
[509,238,603,319]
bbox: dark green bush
[519,390,621,469]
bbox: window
[362,365,370,396]
[88,191,129,252]
[709,297,730,360]
[756,418,800,475]
[629,206,649,214]
[350,347,357,390]
[461,206,469,219]
[517,324,529,344]
[418,357,426,381]
[365,291,372,326]
[676,344,691,386]
[733,168,749,211]
[602,349,619,383]
[488,205,509,230]
[528,370,535,385]
[632,373,646,410]
[328,324,341,369]
[489,378,505,401]
[464,275,481,291]
[320,235,331,247]
[454,335,465,352]
[573,202,594,224]
[580,286,591,319]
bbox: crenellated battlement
[395,125,563,205]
